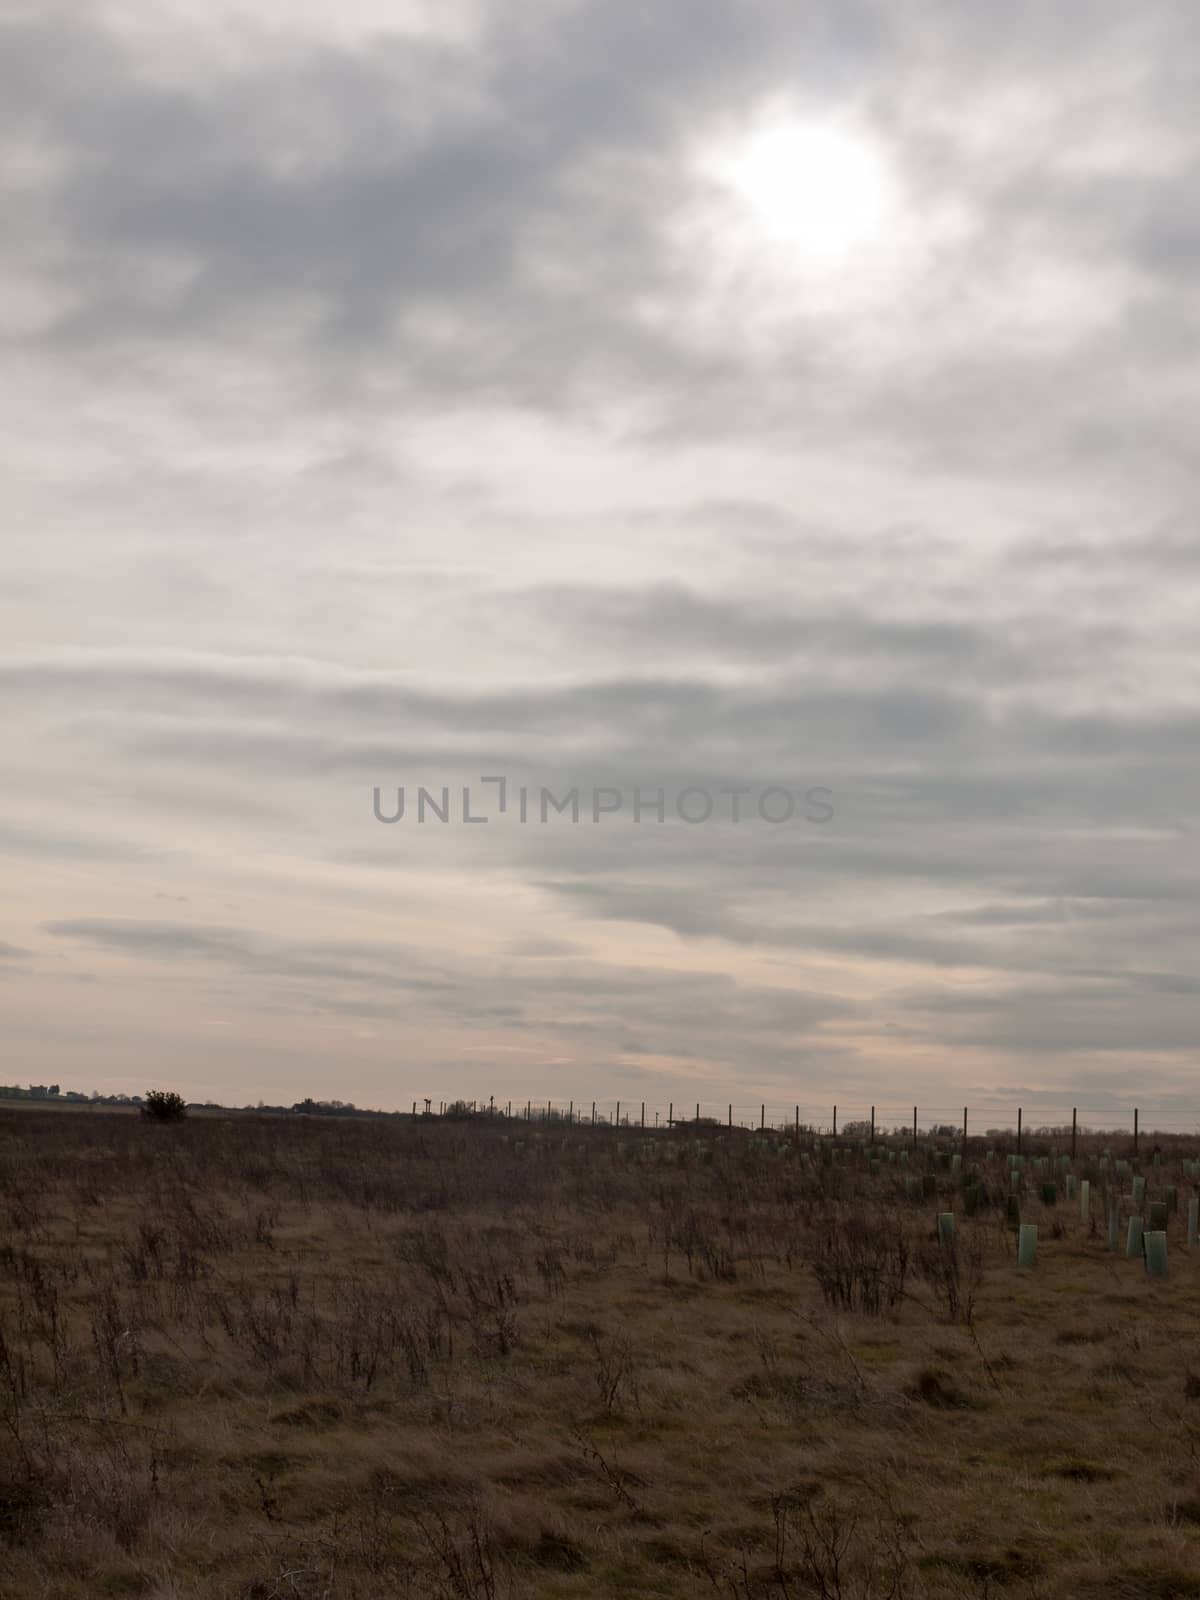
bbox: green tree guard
[1107,1201,1120,1252]
[1080,1179,1090,1223]
[937,1212,956,1246]
[1132,1175,1146,1207]
[1126,1216,1144,1258]
[1017,1223,1038,1268]
[1007,1194,1021,1229]
[1144,1230,1168,1279]
[1188,1196,1199,1248]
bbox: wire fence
[407,1096,1200,1143]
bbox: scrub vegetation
[3,1104,1200,1598]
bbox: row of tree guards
[411,1100,1150,1155]
[936,1187,1196,1279]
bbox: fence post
[1072,1106,1077,1158]
[591,1101,595,1126]
[668,1101,673,1127]
[833,1105,837,1138]
[761,1104,765,1130]
[870,1105,875,1143]
[616,1101,620,1127]
[1133,1107,1139,1154]
[696,1102,700,1124]
[728,1103,732,1128]
[912,1106,917,1145]
[795,1105,799,1133]
[641,1101,645,1128]
[962,1106,967,1142]
[1017,1107,1022,1154]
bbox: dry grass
[2,1108,1200,1598]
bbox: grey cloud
[13,642,1193,1001]
[927,900,1123,927]
[4,8,740,404]
[530,583,1031,672]
[893,974,1200,1056]
[42,917,461,991]
[0,820,158,864]
[40,912,863,1081]
[5,0,1198,469]
[6,0,1200,1101]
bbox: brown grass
[2,1108,1199,1598]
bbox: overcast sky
[3,0,1198,1123]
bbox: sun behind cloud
[699,108,898,272]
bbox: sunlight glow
[703,114,896,270]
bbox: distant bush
[292,1098,360,1116]
[444,1100,487,1120]
[141,1089,188,1123]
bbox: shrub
[811,1210,911,1315]
[141,1089,188,1123]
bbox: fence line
[407,1096,1200,1147]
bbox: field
[3,1107,1200,1599]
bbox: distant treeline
[0,1084,403,1117]
[1,1084,96,1103]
